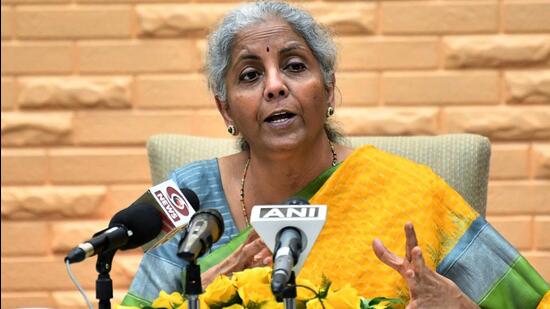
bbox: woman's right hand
[201,231,272,288]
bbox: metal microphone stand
[185,262,202,309]
[277,271,297,309]
[96,250,116,309]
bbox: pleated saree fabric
[301,145,549,308]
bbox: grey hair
[206,1,337,102]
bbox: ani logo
[166,186,190,216]
[260,207,319,218]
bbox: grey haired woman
[122,2,549,308]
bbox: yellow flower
[203,275,237,305]
[262,300,285,308]
[223,304,244,309]
[237,282,276,305]
[295,278,318,301]
[174,295,208,309]
[324,284,360,309]
[306,298,334,309]
[232,267,271,288]
[151,290,184,308]
[371,302,391,309]
[115,305,140,309]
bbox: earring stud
[327,106,335,117]
[227,125,237,136]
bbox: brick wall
[1,0,549,308]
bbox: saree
[199,145,550,308]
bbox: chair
[146,134,491,216]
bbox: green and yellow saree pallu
[201,145,550,308]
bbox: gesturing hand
[201,230,272,288]
[372,222,479,309]
[239,230,273,269]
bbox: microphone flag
[140,179,197,250]
[250,204,327,274]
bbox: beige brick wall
[1,0,549,308]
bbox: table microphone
[177,208,225,263]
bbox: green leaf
[360,297,402,309]
[296,299,307,309]
[245,300,266,309]
[318,275,332,299]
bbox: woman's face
[217,18,334,154]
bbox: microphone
[65,180,200,263]
[134,180,200,251]
[271,198,307,294]
[177,208,225,263]
[65,202,162,264]
[250,198,327,295]
[271,226,303,294]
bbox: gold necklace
[239,142,338,226]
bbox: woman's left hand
[200,230,272,288]
[372,222,479,309]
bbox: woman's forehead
[232,18,309,55]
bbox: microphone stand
[96,250,116,309]
[275,271,297,309]
[185,262,202,309]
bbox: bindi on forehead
[266,46,269,52]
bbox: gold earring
[327,106,335,117]
[227,125,237,136]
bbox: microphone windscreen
[180,187,200,212]
[109,202,163,250]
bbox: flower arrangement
[118,267,401,309]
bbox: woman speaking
[122,2,549,308]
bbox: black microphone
[177,209,225,263]
[271,198,308,295]
[65,202,162,264]
[64,186,201,264]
